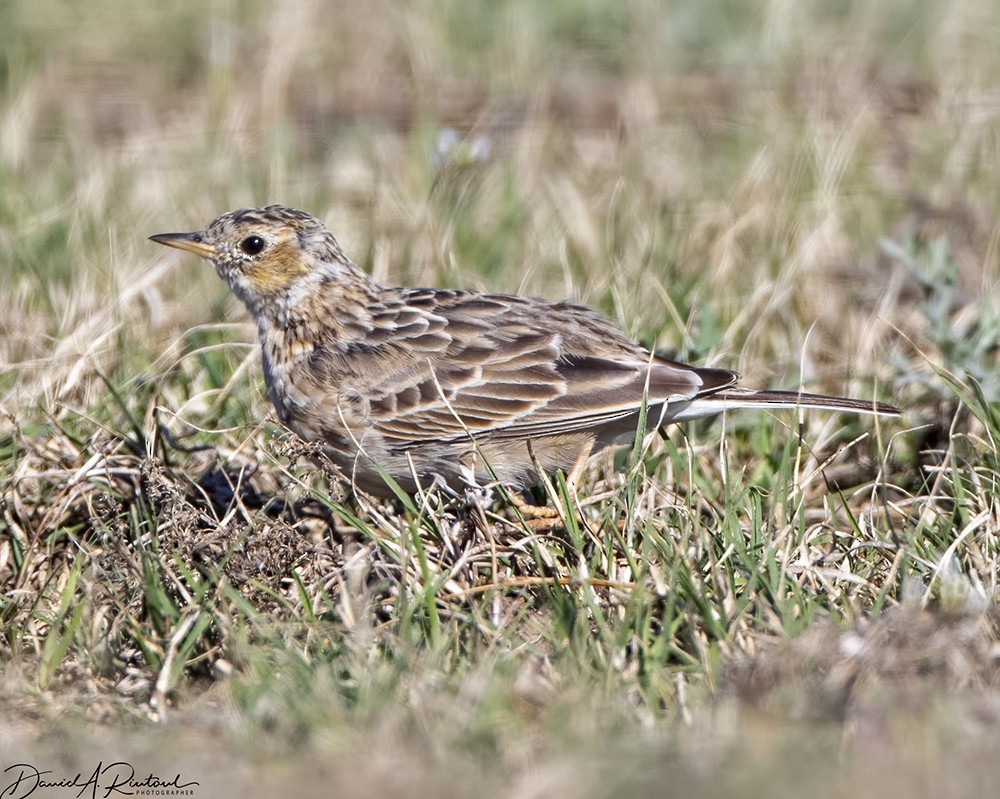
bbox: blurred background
[3,0,996,416]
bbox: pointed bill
[149,231,216,259]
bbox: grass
[2,0,1000,795]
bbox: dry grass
[2,0,1000,794]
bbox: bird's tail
[664,388,900,423]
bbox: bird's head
[150,205,361,311]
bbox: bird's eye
[240,235,266,255]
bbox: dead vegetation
[1,0,1000,793]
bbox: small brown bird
[151,205,898,497]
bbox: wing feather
[352,289,733,447]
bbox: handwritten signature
[1,762,199,798]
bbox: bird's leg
[559,437,596,522]
[564,437,595,498]
[508,438,594,524]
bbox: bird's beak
[149,231,216,259]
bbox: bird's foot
[507,491,561,520]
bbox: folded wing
[363,289,737,446]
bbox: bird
[150,205,899,499]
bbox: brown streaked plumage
[150,205,899,497]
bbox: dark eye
[240,235,266,255]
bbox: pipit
[151,205,898,498]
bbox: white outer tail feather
[663,388,900,423]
